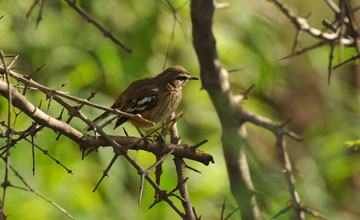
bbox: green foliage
[1,0,360,220]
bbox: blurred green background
[0,0,360,219]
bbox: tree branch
[190,1,261,219]
[169,113,196,220]
[0,80,213,165]
[63,0,132,53]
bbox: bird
[88,65,198,131]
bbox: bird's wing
[112,81,160,128]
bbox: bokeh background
[0,0,359,219]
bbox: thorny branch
[63,0,132,54]
[191,0,327,219]
[0,53,213,220]
[270,0,360,83]
[0,0,346,219]
[25,0,131,53]
[169,112,196,220]
[0,81,213,164]
[191,0,261,219]
[0,157,76,219]
[0,50,12,212]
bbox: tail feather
[85,111,111,131]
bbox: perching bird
[89,65,198,130]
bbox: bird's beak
[188,75,199,80]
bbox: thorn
[38,99,42,109]
[123,127,129,137]
[185,165,201,174]
[241,84,255,98]
[280,118,292,127]
[27,64,45,79]
[55,79,71,91]
[190,139,208,150]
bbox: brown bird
[89,65,198,130]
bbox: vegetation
[0,0,359,219]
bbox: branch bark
[190,1,261,219]
[0,80,213,166]
[170,113,195,220]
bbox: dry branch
[0,64,215,219]
[63,0,132,54]
[0,67,155,127]
[190,0,261,219]
[170,112,196,220]
[0,80,213,165]
[270,0,353,45]
[190,0,328,219]
[271,0,360,78]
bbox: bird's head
[157,65,198,89]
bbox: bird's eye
[176,75,188,81]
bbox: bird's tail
[84,111,111,131]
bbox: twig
[93,154,119,192]
[138,174,145,206]
[292,29,302,53]
[0,123,72,174]
[30,137,73,174]
[7,55,19,69]
[227,68,245,73]
[0,68,154,127]
[0,50,12,208]
[328,42,335,85]
[31,134,35,175]
[269,0,354,45]
[354,6,360,13]
[147,149,175,172]
[185,165,201,174]
[338,0,346,62]
[224,207,240,220]
[27,64,45,79]
[26,0,41,19]
[280,40,328,60]
[163,18,177,70]
[0,80,214,165]
[345,0,360,54]
[161,0,189,70]
[169,112,196,219]
[190,139,208,150]
[242,110,302,142]
[36,0,47,28]
[301,206,328,220]
[57,53,105,141]
[124,153,186,218]
[154,154,164,200]
[0,123,38,156]
[322,19,337,32]
[4,159,76,219]
[276,136,305,220]
[220,198,226,220]
[271,203,292,219]
[333,54,360,69]
[63,0,132,53]
[22,64,45,97]
[323,0,341,14]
